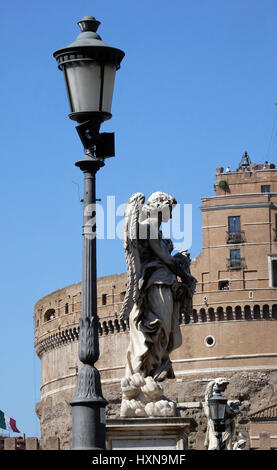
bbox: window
[204,335,215,348]
[228,249,242,269]
[44,309,56,322]
[230,248,241,260]
[219,280,229,290]
[120,292,126,302]
[102,294,107,305]
[228,216,240,233]
[65,303,69,314]
[227,216,243,243]
[268,255,277,288]
[261,185,270,193]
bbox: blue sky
[1,0,277,438]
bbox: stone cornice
[35,327,79,358]
[201,202,273,212]
[34,317,131,358]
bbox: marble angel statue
[119,191,196,418]
[203,377,241,450]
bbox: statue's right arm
[148,238,194,282]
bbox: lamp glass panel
[64,61,101,113]
[101,64,116,113]
[209,400,226,420]
[217,402,226,420]
[209,402,218,420]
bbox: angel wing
[204,380,216,402]
[120,192,145,320]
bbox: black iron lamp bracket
[76,119,115,161]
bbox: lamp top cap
[53,15,125,69]
[77,15,101,33]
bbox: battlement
[214,157,277,196]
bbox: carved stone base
[120,373,176,418]
[106,417,191,450]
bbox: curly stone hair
[142,191,177,216]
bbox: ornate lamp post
[53,15,124,450]
[208,384,227,450]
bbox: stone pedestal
[106,417,192,450]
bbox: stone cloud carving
[120,192,196,417]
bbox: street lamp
[208,384,227,450]
[53,16,124,450]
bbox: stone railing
[1,432,274,450]
[1,436,60,450]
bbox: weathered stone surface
[259,432,271,450]
[36,369,277,449]
[45,437,60,450]
[195,431,206,450]
[4,438,16,450]
[119,192,196,417]
[26,437,39,450]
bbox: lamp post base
[71,364,108,450]
[71,401,107,450]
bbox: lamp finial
[77,16,101,33]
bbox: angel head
[142,192,177,223]
[204,377,229,402]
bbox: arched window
[200,308,207,322]
[253,305,261,320]
[192,309,198,323]
[244,305,252,320]
[208,308,215,322]
[108,320,114,334]
[226,306,233,320]
[235,305,242,320]
[44,309,56,322]
[217,307,224,321]
[98,322,103,336]
[262,305,270,320]
[114,319,120,332]
[102,321,108,335]
[272,305,277,320]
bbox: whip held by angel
[119,191,196,417]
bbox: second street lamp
[208,384,227,450]
[53,15,124,450]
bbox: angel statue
[119,191,196,418]
[203,377,241,450]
